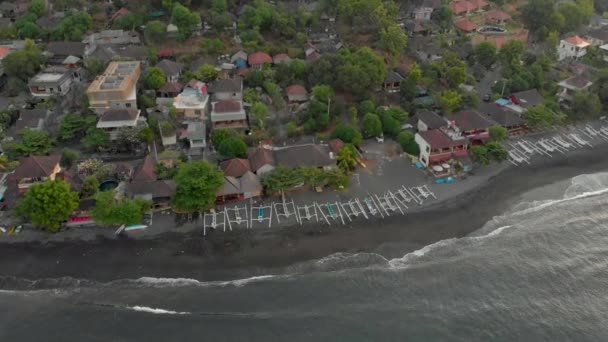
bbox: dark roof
[46,42,86,57]
[510,89,544,108]
[158,81,183,93]
[0,17,11,29]
[216,176,241,196]
[274,144,334,168]
[36,16,61,30]
[418,129,458,149]
[0,2,15,12]
[208,78,242,93]
[385,70,405,84]
[99,109,139,122]
[248,147,275,171]
[132,155,157,181]
[478,103,523,127]
[417,110,447,129]
[587,27,608,43]
[15,109,47,130]
[561,76,592,89]
[156,59,183,76]
[127,180,176,199]
[220,158,251,178]
[11,155,61,180]
[214,100,242,113]
[452,109,494,131]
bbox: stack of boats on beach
[199,184,437,235]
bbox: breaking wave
[125,305,190,315]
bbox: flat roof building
[86,61,141,115]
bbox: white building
[557,36,591,61]
[173,80,209,120]
[28,67,75,98]
[96,108,144,140]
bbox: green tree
[325,168,349,189]
[471,145,490,165]
[526,103,558,127]
[0,154,19,171]
[16,180,79,232]
[498,40,524,66]
[398,131,419,155]
[81,128,110,152]
[59,113,95,141]
[4,129,54,159]
[196,64,219,82]
[18,22,42,39]
[432,5,453,30]
[446,66,466,88]
[145,20,166,44]
[570,91,602,121]
[210,129,232,147]
[381,111,401,138]
[251,102,269,129]
[362,113,382,138]
[218,136,248,158]
[300,166,326,188]
[52,11,92,41]
[85,58,104,80]
[337,144,358,173]
[261,166,303,195]
[80,175,99,199]
[2,39,43,81]
[114,14,143,30]
[473,42,497,68]
[27,0,45,18]
[137,127,154,145]
[201,38,225,55]
[311,84,334,103]
[172,2,201,41]
[438,90,462,113]
[92,190,151,226]
[489,125,508,142]
[379,23,408,56]
[145,67,166,90]
[331,123,362,145]
[61,148,79,167]
[359,100,376,116]
[336,47,387,98]
[486,141,508,162]
[172,161,224,212]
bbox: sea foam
[125,305,190,315]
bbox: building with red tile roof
[220,158,251,178]
[414,129,469,167]
[248,51,272,70]
[484,9,511,25]
[558,35,591,61]
[454,18,477,32]
[286,84,309,102]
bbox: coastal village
[0,0,607,235]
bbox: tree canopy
[331,123,362,145]
[362,113,382,138]
[218,136,248,158]
[2,39,44,81]
[16,180,79,232]
[172,3,201,41]
[4,129,54,159]
[172,161,224,212]
[92,191,151,226]
[145,67,166,90]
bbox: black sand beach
[2,143,608,284]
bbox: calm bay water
[2,173,608,341]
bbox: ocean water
[3,173,608,341]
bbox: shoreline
[2,143,608,283]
